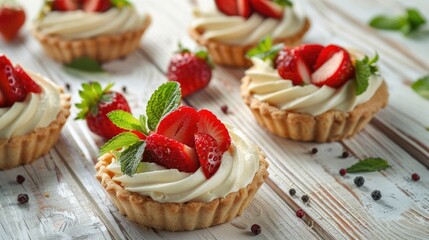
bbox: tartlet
[0,56,70,169]
[189,1,310,67]
[241,43,389,142]
[94,82,269,231]
[32,1,151,63]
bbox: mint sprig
[369,8,426,36]
[274,0,293,7]
[111,0,131,8]
[64,57,105,73]
[411,75,429,100]
[99,82,182,176]
[355,54,379,96]
[246,36,284,64]
[346,158,390,173]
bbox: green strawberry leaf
[119,141,146,176]
[274,0,293,7]
[146,82,181,131]
[99,132,140,157]
[411,75,429,100]
[75,82,114,120]
[107,110,143,132]
[64,57,105,73]
[246,35,284,63]
[346,158,390,173]
[355,54,379,96]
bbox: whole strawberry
[0,2,26,42]
[167,45,213,97]
[75,82,131,139]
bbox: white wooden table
[1,0,429,239]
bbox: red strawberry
[215,0,252,18]
[52,0,79,11]
[130,130,146,140]
[276,48,311,86]
[195,133,222,179]
[0,90,4,106]
[250,0,284,19]
[197,109,231,152]
[311,45,355,88]
[167,47,212,98]
[75,82,131,139]
[156,106,199,147]
[295,44,324,71]
[15,65,42,94]
[0,5,25,42]
[144,133,200,172]
[82,0,112,12]
[0,55,26,107]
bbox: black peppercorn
[301,194,310,203]
[289,188,296,196]
[16,175,25,184]
[17,194,29,204]
[311,148,318,154]
[342,151,349,158]
[354,176,365,187]
[251,224,261,235]
[371,190,381,200]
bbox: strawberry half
[276,48,311,86]
[195,133,222,179]
[294,44,324,71]
[0,55,26,107]
[52,0,79,11]
[215,0,253,18]
[156,106,199,147]
[15,65,42,94]
[197,109,231,152]
[144,133,200,173]
[311,45,355,88]
[250,0,284,19]
[82,0,112,12]
[0,5,25,42]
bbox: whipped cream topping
[106,126,260,203]
[191,5,306,45]
[34,7,147,39]
[0,71,61,138]
[245,58,383,116]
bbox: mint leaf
[99,132,140,156]
[246,35,283,63]
[107,110,143,132]
[139,115,150,135]
[406,8,426,32]
[146,82,181,131]
[411,75,429,100]
[346,158,390,173]
[274,0,293,7]
[119,141,146,176]
[369,16,407,30]
[355,54,379,95]
[64,57,105,73]
[111,0,131,8]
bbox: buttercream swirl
[0,71,61,138]
[33,7,147,39]
[106,126,260,203]
[245,58,383,116]
[191,4,306,45]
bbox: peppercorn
[339,168,347,176]
[311,148,318,154]
[371,190,382,200]
[17,194,29,204]
[341,151,349,158]
[411,173,420,182]
[301,194,309,203]
[354,176,365,187]
[296,209,305,218]
[251,224,261,235]
[289,188,296,196]
[16,175,25,184]
[221,105,229,114]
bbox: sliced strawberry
[0,89,5,107]
[197,109,231,152]
[295,44,324,71]
[82,0,112,12]
[144,133,200,173]
[314,45,346,70]
[52,0,79,11]
[0,55,25,107]
[276,48,311,85]
[311,48,355,88]
[215,0,253,18]
[156,106,199,147]
[195,133,222,179]
[15,65,42,94]
[250,0,284,19]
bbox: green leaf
[98,132,140,157]
[75,82,115,120]
[411,75,429,100]
[273,0,293,7]
[64,57,105,73]
[146,82,181,131]
[369,16,407,30]
[111,0,131,8]
[119,141,146,176]
[246,35,284,63]
[406,8,426,31]
[355,54,379,95]
[139,115,150,136]
[426,126,429,131]
[346,158,390,173]
[107,110,143,132]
